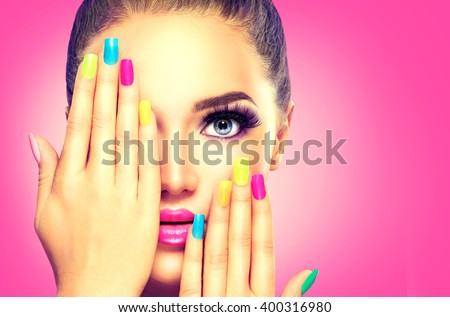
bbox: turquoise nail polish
[192,214,205,240]
[301,269,319,296]
[104,38,119,65]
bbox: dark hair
[66,0,291,118]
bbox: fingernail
[120,59,134,86]
[28,133,40,164]
[139,100,152,125]
[234,157,249,185]
[192,214,205,240]
[251,174,266,200]
[81,54,98,79]
[104,38,119,65]
[219,180,232,207]
[301,269,319,296]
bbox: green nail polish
[301,269,319,296]
[234,157,249,185]
[81,54,98,79]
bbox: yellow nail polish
[219,180,232,207]
[139,100,152,125]
[234,157,249,185]
[81,54,98,79]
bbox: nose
[160,137,199,197]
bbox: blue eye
[203,118,240,137]
[200,103,262,140]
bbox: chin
[150,243,185,285]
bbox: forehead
[85,14,274,116]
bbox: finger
[116,59,139,192]
[203,180,232,296]
[137,102,160,217]
[281,269,319,297]
[179,214,205,297]
[226,157,251,296]
[250,174,275,296]
[29,133,59,230]
[87,38,119,181]
[58,54,97,174]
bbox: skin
[32,13,311,296]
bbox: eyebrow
[192,91,258,113]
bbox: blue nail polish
[104,38,119,65]
[192,214,205,240]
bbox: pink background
[1,0,449,296]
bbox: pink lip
[158,209,195,246]
[160,208,195,222]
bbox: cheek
[242,125,278,175]
[248,143,272,177]
[200,139,272,177]
[193,127,275,182]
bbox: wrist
[56,273,142,297]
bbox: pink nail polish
[251,174,266,200]
[28,133,40,164]
[120,59,134,86]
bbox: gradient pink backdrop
[1,0,449,296]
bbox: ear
[270,99,295,171]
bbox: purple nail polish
[251,174,266,200]
[120,59,134,86]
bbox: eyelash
[199,103,262,140]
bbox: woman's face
[84,13,284,287]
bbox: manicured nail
[104,38,119,65]
[139,100,152,125]
[251,174,266,200]
[120,59,134,86]
[192,214,205,240]
[219,180,232,207]
[28,133,40,164]
[234,157,249,185]
[81,54,98,79]
[301,269,319,296]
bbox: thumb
[29,133,59,228]
[281,269,319,297]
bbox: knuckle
[209,209,229,225]
[92,110,113,130]
[205,249,228,269]
[96,69,117,86]
[179,284,201,297]
[74,79,95,96]
[232,189,252,203]
[229,232,251,249]
[66,115,91,134]
[252,239,274,254]
[209,215,229,225]
[38,169,54,189]
[118,92,138,109]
